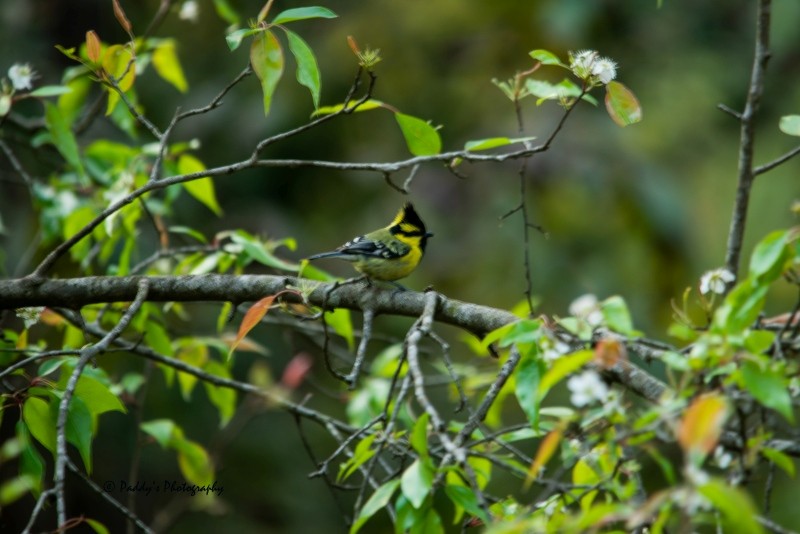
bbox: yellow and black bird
[307,202,433,282]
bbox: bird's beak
[425,232,434,238]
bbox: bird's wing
[338,235,409,259]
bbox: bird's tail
[307,251,346,261]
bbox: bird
[307,202,433,282]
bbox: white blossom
[591,57,617,84]
[569,294,604,326]
[699,268,735,295]
[569,50,597,79]
[567,371,609,407]
[541,336,570,363]
[179,1,199,22]
[569,51,618,85]
[16,307,44,329]
[8,63,38,91]
[713,446,732,469]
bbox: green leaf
[338,433,378,482]
[52,395,93,473]
[177,154,223,216]
[539,349,594,400]
[169,226,208,244]
[73,375,127,418]
[226,28,262,51]
[63,206,96,261]
[17,423,45,497]
[212,0,240,25]
[44,102,86,180]
[497,319,542,348]
[351,479,400,534]
[698,479,765,534]
[175,341,208,400]
[140,419,178,447]
[743,330,776,355]
[144,322,174,357]
[515,349,545,429]
[228,231,297,270]
[86,519,110,534]
[604,81,642,127]
[284,29,321,108]
[779,115,800,136]
[102,44,136,116]
[740,361,794,423]
[152,39,188,93]
[0,475,36,505]
[271,6,338,24]
[58,77,92,126]
[311,99,383,116]
[394,113,442,156]
[203,360,237,427]
[464,136,536,152]
[410,413,430,457]
[445,484,490,525]
[29,85,73,97]
[324,308,354,351]
[749,230,788,281]
[529,49,565,66]
[716,280,768,333]
[762,447,796,478]
[600,295,636,336]
[250,30,284,117]
[22,397,56,455]
[175,438,214,486]
[401,457,434,508]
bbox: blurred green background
[1,0,799,531]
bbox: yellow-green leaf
[698,479,765,534]
[22,397,56,455]
[272,6,337,24]
[394,112,441,156]
[250,30,284,117]
[102,44,135,115]
[677,393,729,460]
[152,40,188,93]
[605,81,642,127]
[177,154,223,216]
[175,439,214,486]
[311,99,383,117]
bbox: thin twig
[346,307,375,388]
[0,138,34,189]
[723,0,772,281]
[66,459,154,534]
[54,279,150,527]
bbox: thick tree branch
[0,274,517,336]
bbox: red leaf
[230,295,276,354]
[281,353,313,389]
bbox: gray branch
[723,0,772,280]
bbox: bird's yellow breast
[353,234,424,281]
